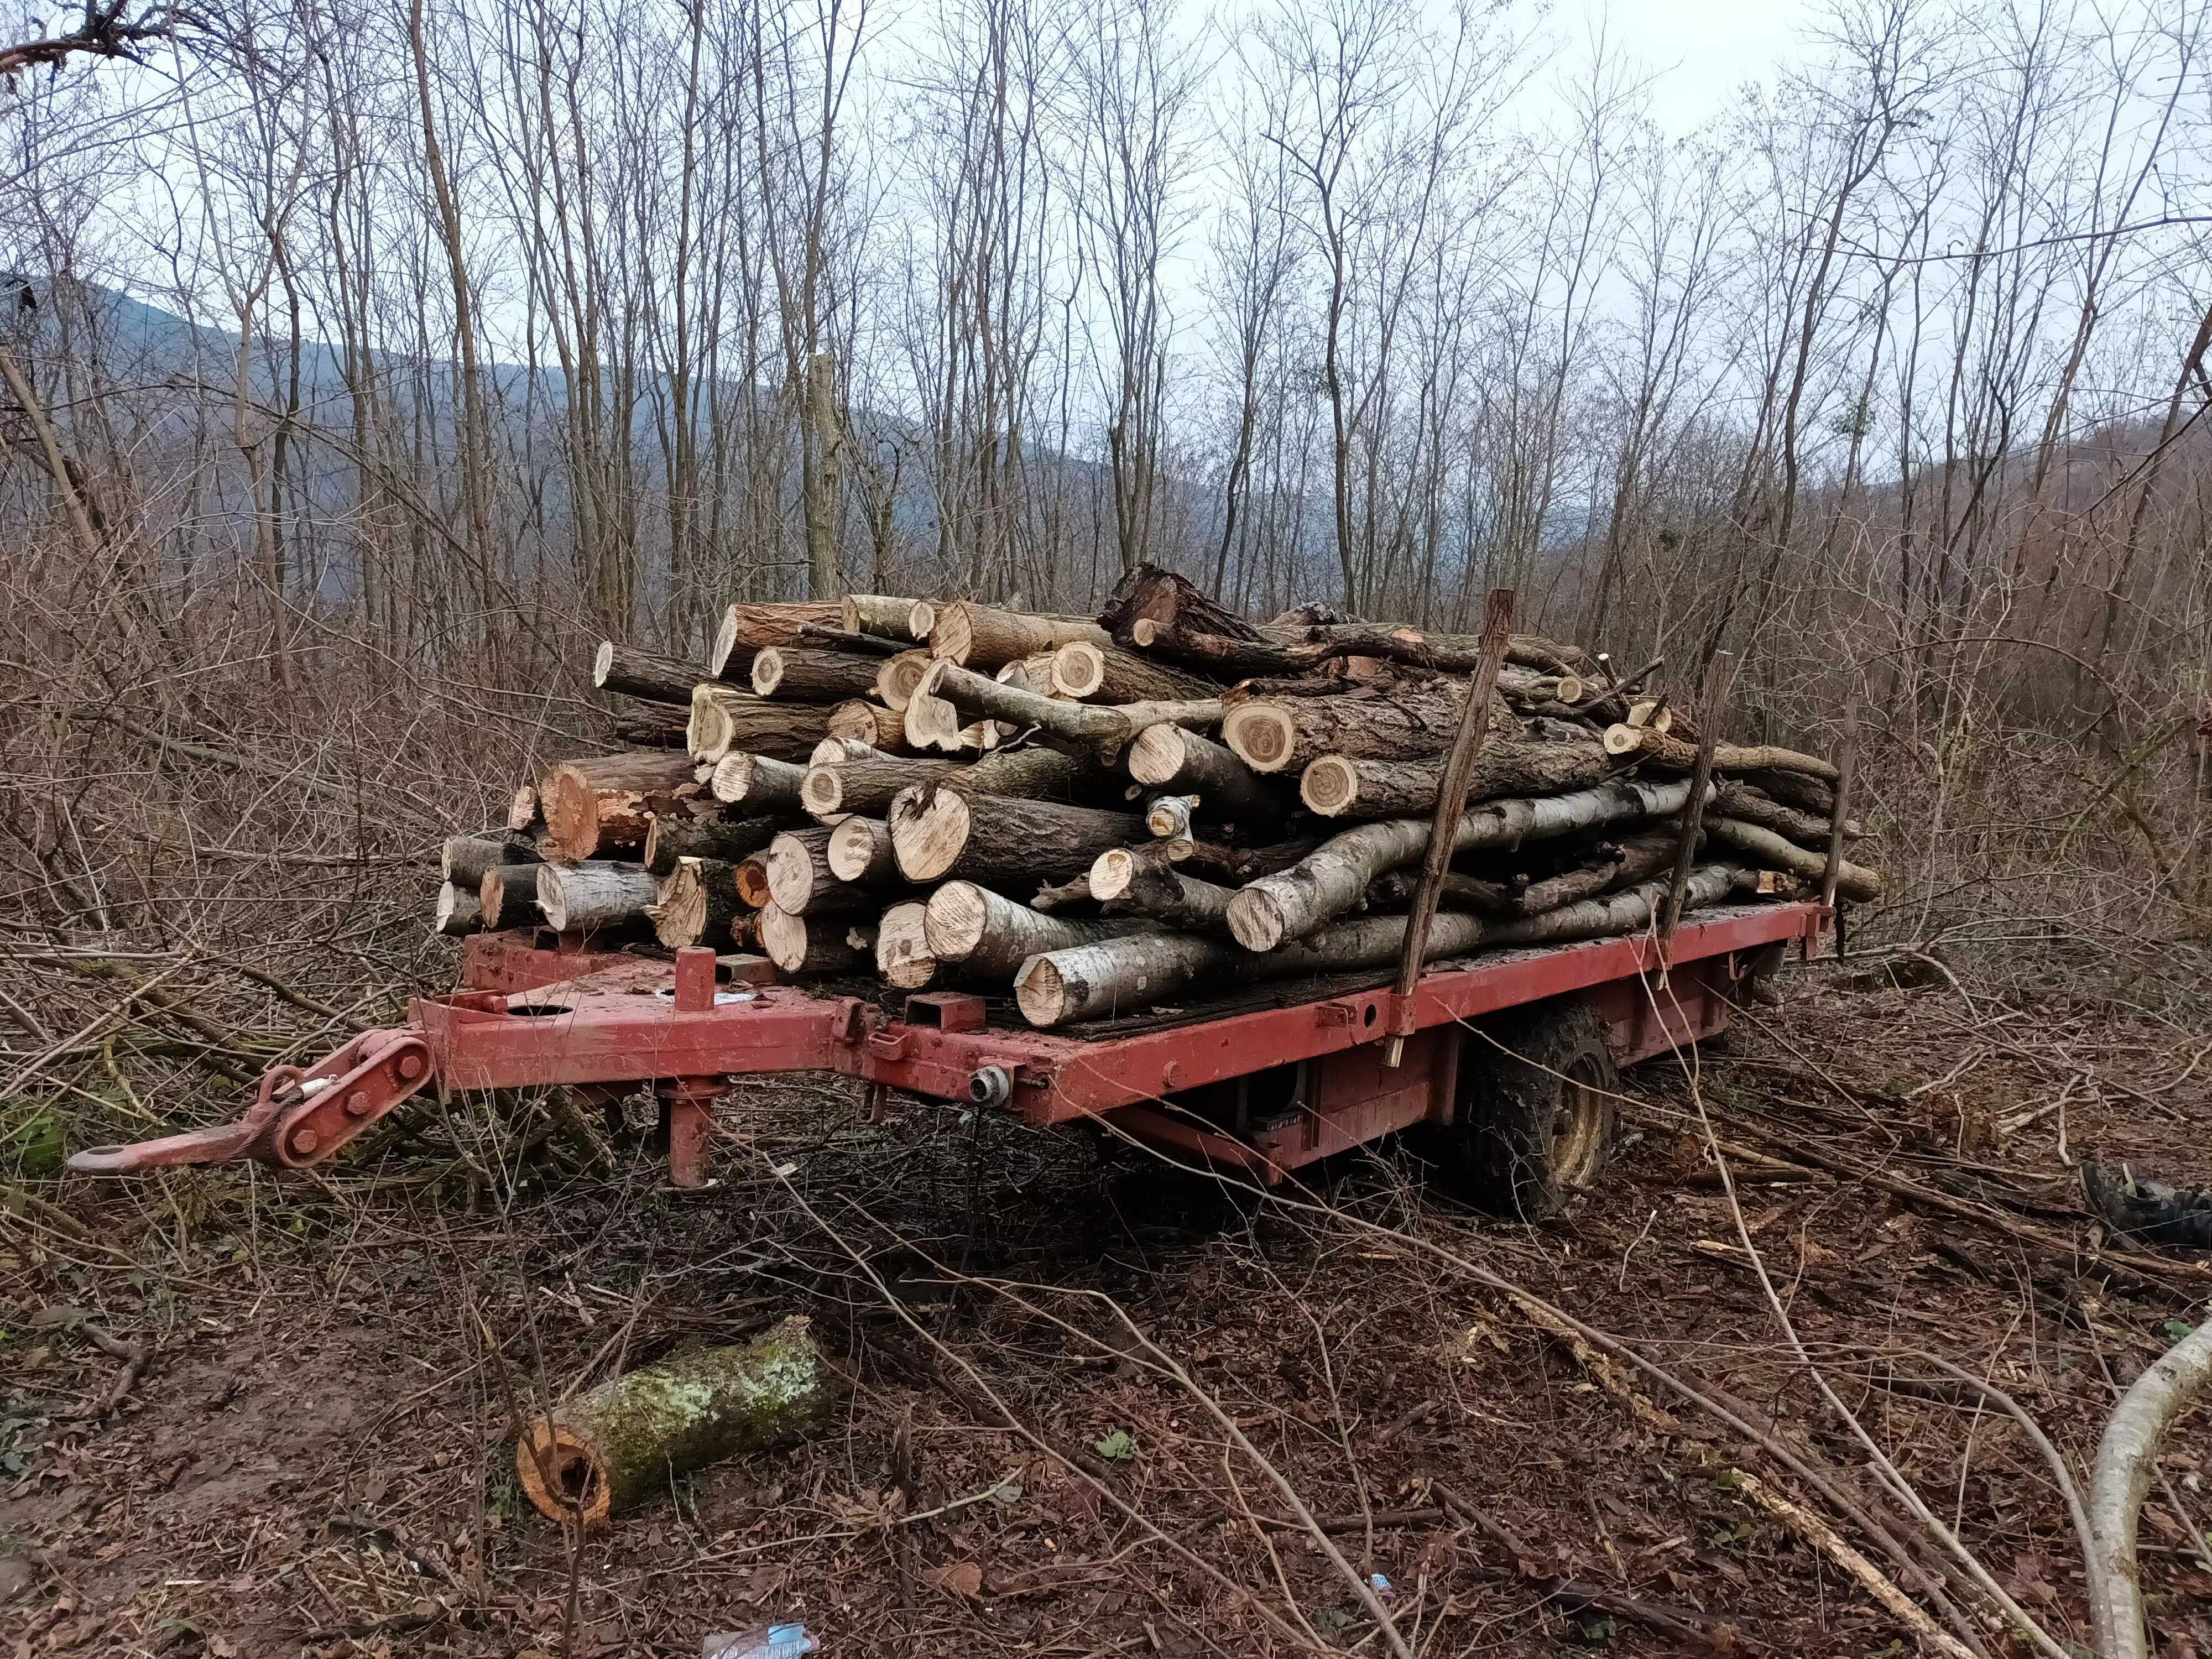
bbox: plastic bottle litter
[702,1624,817,1659]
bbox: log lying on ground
[434,882,483,937]
[650,857,745,948]
[826,817,898,884]
[758,905,872,974]
[925,881,1154,979]
[1050,639,1219,703]
[516,1314,832,1528]
[1714,780,1858,846]
[708,601,844,677]
[1126,724,1281,823]
[874,650,933,711]
[1603,723,1840,784]
[1228,778,1707,951]
[876,900,939,988]
[1222,680,1517,775]
[2088,1297,2212,1659]
[766,828,874,914]
[889,784,1147,886]
[1705,817,1883,901]
[752,646,883,702]
[644,812,779,876]
[479,863,546,928]
[537,861,660,933]
[689,683,835,762]
[929,601,1111,670]
[922,660,1225,762]
[540,752,705,862]
[1299,739,1618,818]
[843,594,921,640]
[801,753,963,818]
[594,641,706,707]
[444,830,540,888]
[711,752,810,814]
[827,698,909,752]
[1097,862,1236,931]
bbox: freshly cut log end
[688,682,836,763]
[1220,702,1298,773]
[1300,754,1361,816]
[758,904,872,975]
[1014,933,1241,1027]
[827,698,907,752]
[766,828,872,915]
[811,735,878,766]
[751,645,881,703]
[1145,795,1197,839]
[479,863,544,929]
[434,882,483,937]
[907,599,938,641]
[651,856,743,949]
[889,784,971,881]
[875,901,938,989]
[843,594,919,640]
[710,600,843,677]
[1049,639,1217,703]
[902,688,962,752]
[515,1315,832,1529]
[444,830,540,887]
[593,641,702,706]
[826,817,896,884]
[889,782,1145,886]
[508,786,539,833]
[1603,723,1641,757]
[536,861,660,933]
[875,650,932,711]
[711,751,808,812]
[733,853,774,909]
[922,881,1152,979]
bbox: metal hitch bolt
[968,1066,1012,1107]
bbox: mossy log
[516,1314,834,1529]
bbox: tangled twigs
[0,0,218,76]
[31,1305,148,1417]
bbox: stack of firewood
[431,570,1877,1027]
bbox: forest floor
[2,950,2210,1658]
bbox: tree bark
[1603,724,1840,784]
[751,646,883,702]
[540,752,706,862]
[889,785,1147,885]
[1126,725,1281,823]
[709,601,844,677]
[875,900,938,989]
[802,754,963,818]
[644,813,779,877]
[758,905,873,974]
[434,882,483,937]
[2089,1310,2212,1659]
[1050,640,1219,704]
[1145,795,1197,840]
[478,863,547,929]
[1705,818,1883,901]
[444,830,540,888]
[1222,681,1517,775]
[1300,739,1616,818]
[924,881,1154,979]
[536,861,661,932]
[1514,828,1684,916]
[826,817,898,884]
[928,601,1111,670]
[1099,563,1266,643]
[1716,780,1858,846]
[1103,866,1237,932]
[594,641,709,706]
[709,752,810,813]
[843,594,921,639]
[1228,778,1706,950]
[734,853,774,909]
[688,684,836,762]
[649,856,745,948]
[611,717,691,749]
[826,699,909,752]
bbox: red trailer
[70,900,1823,1217]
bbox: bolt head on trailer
[70,903,1823,1201]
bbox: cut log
[1145,795,1197,839]
[443,830,541,888]
[1361,867,1524,917]
[540,751,705,862]
[1602,724,1840,784]
[478,863,546,929]
[799,623,907,658]
[1705,818,1883,901]
[1227,778,1707,950]
[644,812,779,877]
[708,601,843,677]
[733,853,774,909]
[1288,624,1598,679]
[611,716,691,749]
[434,882,483,937]
[889,784,1147,886]
[802,754,963,818]
[843,594,921,639]
[1125,725,1281,823]
[508,785,539,832]
[1485,863,1741,951]
[650,857,745,949]
[593,641,706,706]
[1099,562,1266,643]
[688,683,834,763]
[924,882,1154,979]
[516,1315,832,1528]
[961,744,1089,800]
[766,828,874,915]
[1740,766,1837,817]
[1083,838,1189,900]
[709,752,810,813]
[1099,864,1235,931]
[758,904,872,974]
[998,651,1066,697]
[827,699,909,751]
[875,901,939,989]
[751,646,883,702]
[1299,739,1618,819]
[902,685,963,752]
[536,861,660,933]
[928,601,1111,670]
[1050,639,1219,703]
[810,735,880,766]
[922,660,1225,763]
[907,599,938,640]
[1514,828,1683,915]
[1715,780,1860,846]
[826,817,898,884]
[1222,681,1516,775]
[874,650,933,711]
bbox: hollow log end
[1225,887,1284,951]
[734,854,773,909]
[517,1423,614,1530]
[1300,755,1358,816]
[1222,702,1295,773]
[1126,722,1184,786]
[591,639,615,688]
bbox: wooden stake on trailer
[1817,703,1858,961]
[1657,650,1739,981]
[1384,588,1516,1067]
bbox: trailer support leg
[661,1078,723,1189]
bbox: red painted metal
[71,902,1824,1183]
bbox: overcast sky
[1558,0,1812,126]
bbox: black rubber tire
[1428,997,1618,1220]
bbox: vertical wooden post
[1818,702,1859,960]
[1383,588,1517,1067]
[1657,650,1739,979]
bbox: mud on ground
[3,956,2210,1658]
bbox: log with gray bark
[1145,795,1198,840]
[710,752,810,813]
[540,751,707,862]
[1298,738,1619,819]
[924,881,1154,979]
[594,640,707,707]
[537,861,660,933]
[1228,778,1709,950]
[1704,817,1884,901]
[766,828,875,915]
[1221,680,1519,775]
[758,905,874,975]
[479,863,546,929]
[1602,723,1840,784]
[921,659,1225,763]
[643,812,779,876]
[1125,724,1281,823]
[444,830,540,888]
[1715,779,1857,843]
[1050,639,1220,704]
[650,856,746,949]
[752,645,884,703]
[889,784,1147,886]
[434,882,484,937]
[801,753,964,818]
[1096,863,1237,931]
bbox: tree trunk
[826,817,898,884]
[766,828,875,914]
[876,901,938,989]
[644,813,779,877]
[1102,865,1236,931]
[1739,768,1837,816]
[1603,724,1840,784]
[802,754,963,818]
[1050,640,1219,703]
[826,699,909,752]
[540,752,706,862]
[1228,778,1706,950]
[594,641,709,706]
[709,601,844,677]
[758,905,873,974]
[1125,726,1281,823]
[889,785,1147,886]
[1299,739,1616,818]
[751,646,883,702]
[842,594,920,639]
[709,752,810,813]
[1705,818,1883,901]
[1222,681,1517,775]
[536,861,661,933]
[516,1316,832,1529]
[478,863,547,928]
[649,856,745,949]
[444,830,540,888]
[1361,867,1525,917]
[688,684,836,762]
[924,881,1154,979]
[434,882,483,937]
[928,601,1112,670]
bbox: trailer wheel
[1433,998,1617,1220]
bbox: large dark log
[540,752,707,862]
[1602,723,1840,784]
[929,602,1111,670]
[1228,778,1707,950]
[1737,768,1838,818]
[1299,739,1617,818]
[611,716,691,749]
[708,601,844,677]
[536,861,660,932]
[650,857,745,948]
[479,863,547,928]
[709,752,810,813]
[889,784,1146,886]
[801,753,964,818]
[1221,681,1516,775]
[444,830,541,888]
[1513,828,1683,915]
[643,812,779,877]
[752,646,884,702]
[688,684,836,762]
[766,828,875,914]
[924,882,1152,979]
[594,641,707,706]
[1125,724,1282,823]
[1050,640,1220,703]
